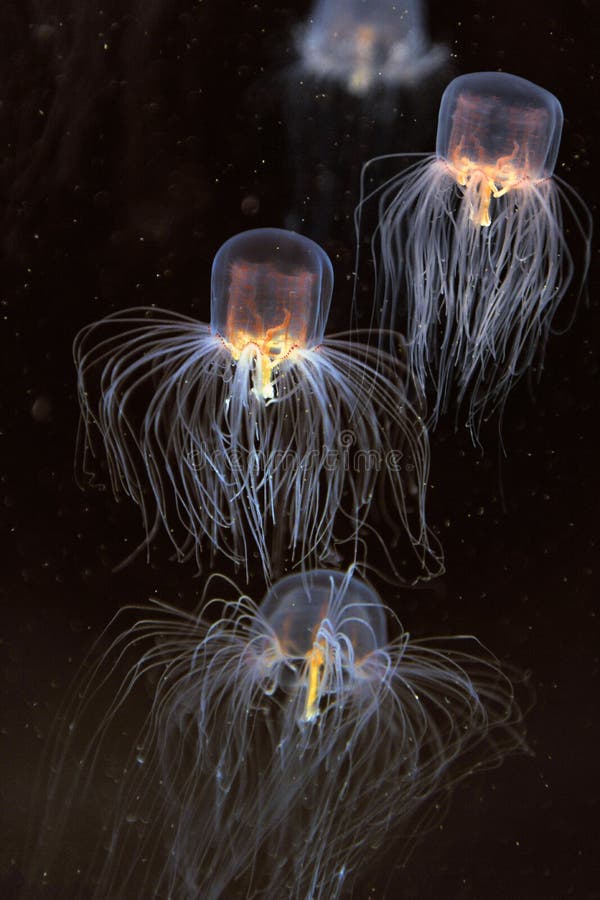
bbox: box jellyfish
[75,227,441,581]
[358,71,591,435]
[298,0,445,96]
[31,569,525,898]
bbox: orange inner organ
[304,641,327,721]
[223,261,312,399]
[448,138,526,227]
[349,24,377,93]
[270,599,333,722]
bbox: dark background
[1,0,598,897]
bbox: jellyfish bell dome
[210,228,334,358]
[255,569,389,722]
[258,569,388,661]
[308,0,430,56]
[437,71,564,185]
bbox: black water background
[1,0,599,897]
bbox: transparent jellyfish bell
[259,570,388,660]
[437,71,564,183]
[307,0,431,68]
[256,570,389,722]
[210,227,334,355]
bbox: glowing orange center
[349,25,377,93]
[304,641,327,722]
[224,308,300,399]
[448,140,527,227]
[221,261,312,400]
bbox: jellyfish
[357,71,592,436]
[30,568,525,898]
[282,0,447,241]
[75,227,441,581]
[298,0,445,96]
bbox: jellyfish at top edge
[357,71,592,437]
[33,569,525,898]
[75,227,441,581]
[298,0,445,96]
